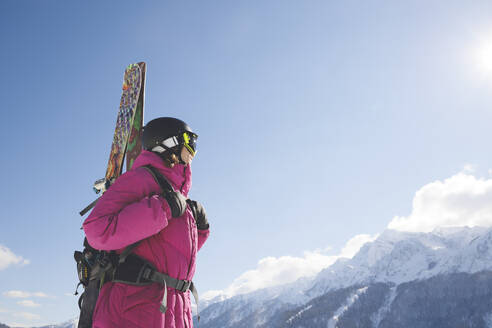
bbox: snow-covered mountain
[310,226,492,295]
[198,226,492,327]
[0,318,77,328]
[32,318,78,328]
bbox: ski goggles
[152,131,198,156]
[180,131,198,156]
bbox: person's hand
[162,190,187,218]
[187,200,209,230]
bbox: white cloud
[203,234,377,300]
[388,169,492,232]
[17,300,40,308]
[0,245,29,271]
[13,312,40,321]
[3,291,30,298]
[3,291,50,299]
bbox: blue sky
[2,0,492,326]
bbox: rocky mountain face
[198,272,492,328]
[198,226,492,328]
[267,272,492,328]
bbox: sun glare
[475,42,492,73]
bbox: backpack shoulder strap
[141,165,174,193]
[119,166,173,264]
[118,166,175,264]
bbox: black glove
[187,199,209,230]
[162,190,187,218]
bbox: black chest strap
[113,253,199,316]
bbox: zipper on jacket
[185,209,195,327]
[186,210,195,280]
[182,167,195,327]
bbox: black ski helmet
[143,117,197,156]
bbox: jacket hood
[131,150,192,196]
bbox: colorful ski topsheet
[104,63,142,184]
[126,62,146,171]
[80,62,146,215]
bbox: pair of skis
[80,62,146,216]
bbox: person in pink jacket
[83,117,210,328]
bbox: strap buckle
[175,279,192,292]
[138,263,156,284]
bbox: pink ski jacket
[83,150,210,328]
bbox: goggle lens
[182,132,198,155]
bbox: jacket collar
[132,150,192,196]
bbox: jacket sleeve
[197,228,210,251]
[83,169,172,250]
